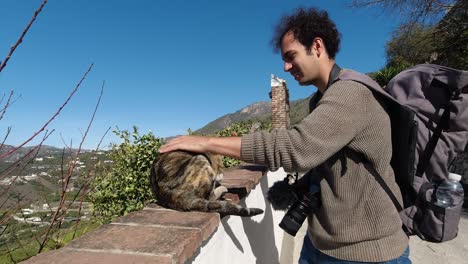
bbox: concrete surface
[281,208,468,264]
[409,208,468,264]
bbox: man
[160,7,410,264]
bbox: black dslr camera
[267,173,321,236]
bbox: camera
[279,189,321,236]
[267,173,321,236]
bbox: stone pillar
[270,75,290,129]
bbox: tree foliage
[89,127,163,223]
[385,24,436,66]
[349,0,458,26]
[385,1,467,69]
[352,0,467,69]
[431,1,468,69]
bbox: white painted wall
[191,168,307,264]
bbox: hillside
[0,145,110,209]
[196,94,314,134]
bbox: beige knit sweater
[241,76,409,262]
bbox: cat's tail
[187,199,263,217]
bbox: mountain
[196,94,314,134]
[196,101,271,135]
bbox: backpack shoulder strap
[335,69,412,210]
[338,70,397,103]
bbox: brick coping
[21,164,268,264]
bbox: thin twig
[38,78,104,253]
[96,126,112,151]
[0,0,48,73]
[0,91,14,121]
[0,130,52,180]
[0,201,30,226]
[59,133,71,149]
[0,131,52,208]
[0,63,94,160]
[0,126,12,152]
[70,126,111,239]
[61,148,68,194]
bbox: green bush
[369,62,412,87]
[89,127,163,223]
[215,120,272,168]
[89,121,272,222]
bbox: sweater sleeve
[241,80,372,172]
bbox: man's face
[280,32,318,86]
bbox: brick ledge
[21,164,268,264]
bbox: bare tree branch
[71,126,110,240]
[38,78,104,253]
[0,130,53,208]
[0,63,94,160]
[0,0,48,74]
[348,0,457,26]
[96,126,112,151]
[0,91,14,121]
[0,126,12,152]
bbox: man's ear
[312,37,325,58]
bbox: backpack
[337,64,468,242]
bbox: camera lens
[279,200,311,236]
[279,217,303,236]
[279,192,320,236]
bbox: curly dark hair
[272,7,341,59]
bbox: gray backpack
[337,64,468,242]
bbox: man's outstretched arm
[159,135,242,160]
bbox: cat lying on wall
[149,150,264,217]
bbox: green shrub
[215,120,272,168]
[369,62,412,87]
[89,120,272,222]
[89,127,163,223]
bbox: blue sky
[0,0,399,150]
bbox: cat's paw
[213,186,228,200]
[215,173,224,181]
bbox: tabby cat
[149,150,264,217]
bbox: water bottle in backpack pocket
[417,173,464,242]
[435,173,464,208]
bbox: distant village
[0,149,112,227]
[0,151,113,186]
[11,201,93,226]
